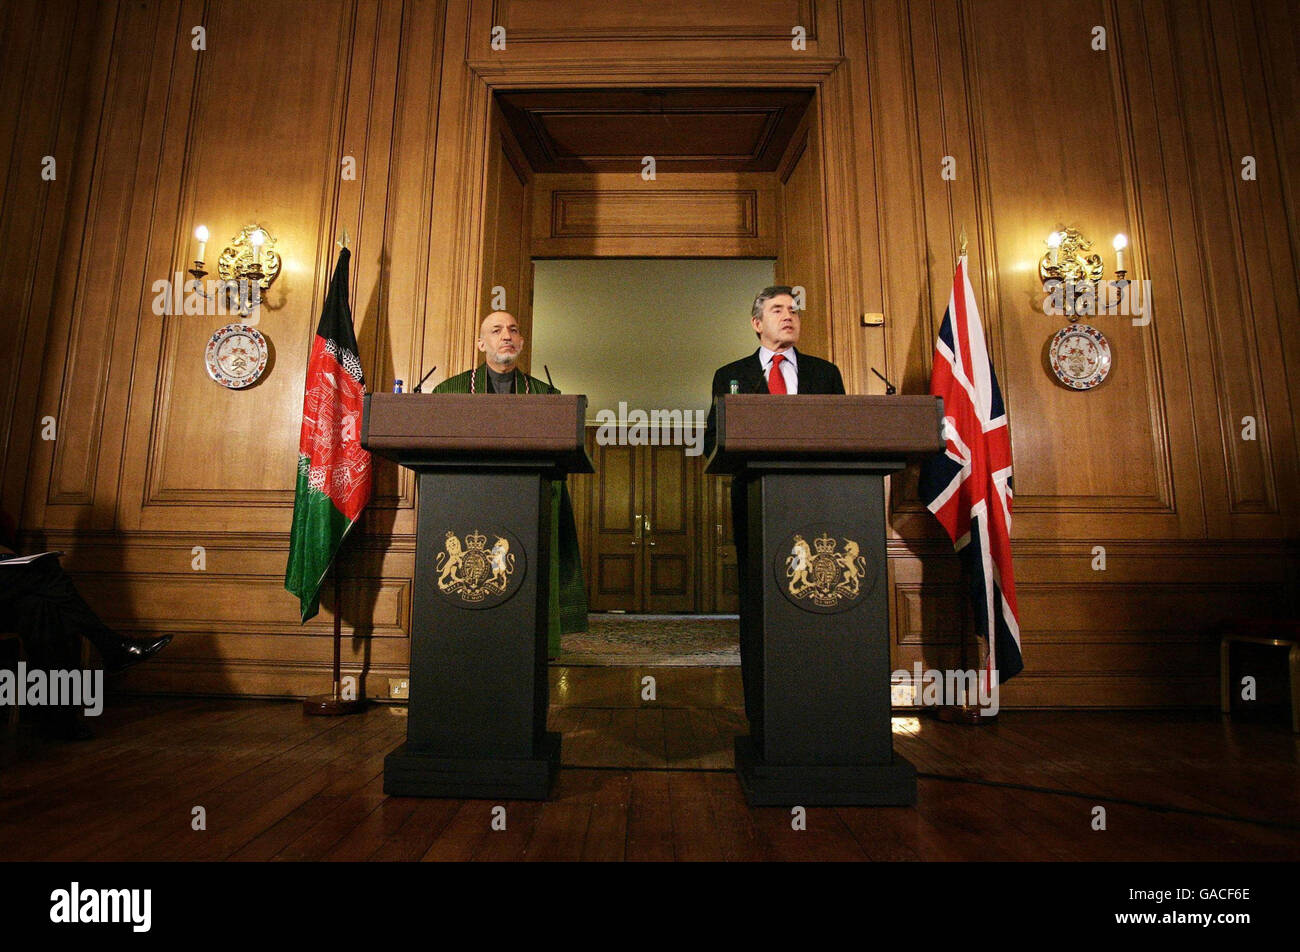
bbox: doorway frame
[424,55,871,397]
[419,44,874,616]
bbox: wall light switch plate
[890,681,917,705]
[388,678,409,700]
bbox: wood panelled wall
[530,173,779,259]
[775,104,830,362]
[481,99,535,366]
[2,0,1297,707]
[871,0,1300,706]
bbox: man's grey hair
[751,285,796,319]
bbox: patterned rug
[557,614,740,666]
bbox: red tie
[767,353,788,394]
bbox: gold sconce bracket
[217,224,282,290]
[1039,227,1104,285]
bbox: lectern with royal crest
[708,394,945,805]
[362,393,591,798]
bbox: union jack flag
[918,256,1023,683]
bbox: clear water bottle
[393,379,404,394]
[729,379,739,394]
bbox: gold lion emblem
[785,533,867,608]
[436,530,515,602]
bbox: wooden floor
[2,666,1298,862]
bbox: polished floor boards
[1,666,1297,862]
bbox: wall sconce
[188,224,282,288]
[1112,233,1128,280]
[1039,227,1104,285]
[1039,226,1136,392]
[187,224,282,316]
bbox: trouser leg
[5,563,88,670]
[4,564,89,733]
[10,560,121,660]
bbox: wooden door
[589,441,639,611]
[707,474,739,613]
[585,435,699,612]
[643,444,695,613]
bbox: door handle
[647,541,656,547]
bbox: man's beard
[489,349,518,368]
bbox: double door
[588,440,695,612]
[569,429,740,613]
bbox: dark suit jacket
[704,347,845,724]
[704,347,846,457]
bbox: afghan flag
[285,248,372,621]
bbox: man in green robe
[431,311,588,655]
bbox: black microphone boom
[543,365,555,389]
[412,365,438,393]
[870,366,898,395]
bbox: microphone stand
[412,365,438,393]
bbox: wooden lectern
[362,393,592,799]
[707,394,945,805]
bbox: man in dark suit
[1,534,171,740]
[704,285,846,725]
[704,286,846,453]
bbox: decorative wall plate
[205,323,269,389]
[1049,323,1111,390]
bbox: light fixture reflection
[891,716,921,735]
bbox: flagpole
[333,569,341,691]
[936,619,983,723]
[935,235,994,727]
[304,561,367,716]
[289,241,371,718]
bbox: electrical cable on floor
[558,764,1300,831]
[915,771,1300,831]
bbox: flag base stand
[302,573,367,716]
[304,690,368,717]
[934,704,995,725]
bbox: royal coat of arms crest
[435,529,519,605]
[781,532,870,611]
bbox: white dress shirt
[757,346,798,394]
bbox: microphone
[543,365,555,389]
[870,367,898,395]
[412,365,438,393]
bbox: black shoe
[102,634,173,674]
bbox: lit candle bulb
[1112,233,1128,272]
[250,228,265,267]
[194,224,209,263]
[1046,231,1063,266]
